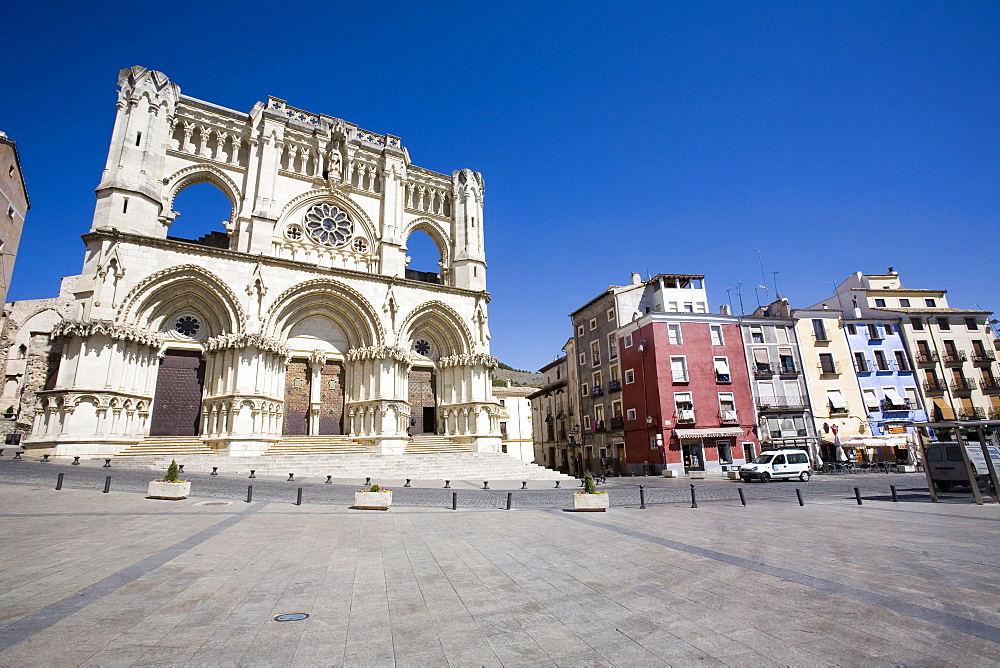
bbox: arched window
[169,182,232,249]
[404,230,442,284]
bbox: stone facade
[22,66,501,458]
[0,132,29,308]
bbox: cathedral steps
[115,437,217,457]
[262,436,370,456]
[404,435,474,454]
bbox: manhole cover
[274,613,309,622]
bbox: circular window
[413,339,432,356]
[352,238,369,254]
[304,203,353,247]
[175,316,201,337]
[285,224,302,240]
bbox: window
[577,325,584,337]
[626,408,637,421]
[579,353,586,365]
[670,356,689,382]
[624,368,635,384]
[846,324,857,335]
[583,415,591,430]
[581,383,588,397]
[7,206,14,219]
[910,317,924,330]
[668,301,679,312]
[751,327,764,343]
[717,440,733,464]
[608,334,618,359]
[667,324,682,344]
[610,364,620,381]
[623,334,633,348]
[696,302,707,313]
[498,399,505,407]
[854,352,869,373]
[719,393,736,423]
[904,387,920,409]
[743,442,756,461]
[591,340,601,367]
[867,324,882,340]
[827,389,848,413]
[783,380,801,402]
[894,350,910,371]
[714,357,731,383]
[594,404,605,427]
[607,308,615,322]
[812,319,828,341]
[937,318,950,331]
[874,298,886,307]
[757,381,775,405]
[775,327,789,344]
[965,317,978,331]
[778,348,795,374]
[592,370,602,388]
[683,302,694,313]
[925,299,936,307]
[7,165,13,178]
[589,318,597,331]
[818,353,837,374]
[710,325,724,345]
[863,389,880,411]
[674,392,694,421]
[752,348,771,375]
[874,350,889,371]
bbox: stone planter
[573,492,609,512]
[146,480,191,500]
[662,469,678,478]
[727,471,741,480]
[688,470,706,480]
[354,491,392,510]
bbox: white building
[24,66,501,458]
[493,383,537,463]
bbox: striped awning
[674,427,745,440]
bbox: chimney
[630,272,642,285]
[888,267,898,276]
[720,304,731,315]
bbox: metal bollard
[405,479,411,487]
[56,472,64,490]
[690,484,698,509]
[211,467,218,476]
[103,476,111,494]
[890,485,898,502]
[103,459,111,468]
[0,448,4,456]
[483,481,489,490]
[13,451,22,459]
[296,487,302,506]
[796,488,804,506]
[452,491,457,511]
[521,481,527,490]
[72,456,80,465]
[325,475,332,484]
[247,485,253,503]
[639,485,646,509]
[554,481,560,488]
[42,454,50,462]
[738,488,746,507]
[854,487,863,505]
[444,480,450,488]
[287,473,294,481]
[506,492,513,510]
[249,470,256,479]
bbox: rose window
[175,316,200,337]
[304,203,353,247]
[352,238,369,254]
[414,339,432,356]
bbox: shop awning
[674,427,744,440]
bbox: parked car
[739,449,811,482]
[924,441,1000,493]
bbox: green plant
[583,471,597,494]
[164,460,179,483]
[369,484,381,492]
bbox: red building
[618,313,759,475]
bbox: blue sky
[4,1,998,372]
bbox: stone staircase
[262,435,370,456]
[116,436,217,458]
[405,435,474,454]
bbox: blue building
[843,318,929,441]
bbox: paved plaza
[1,459,1000,666]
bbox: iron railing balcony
[591,385,604,397]
[880,400,911,412]
[950,378,976,392]
[980,377,1000,392]
[959,408,986,420]
[923,380,946,392]
[756,396,808,411]
[943,350,967,364]
[779,366,799,376]
[753,364,773,378]
[720,410,739,424]
[610,417,624,430]
[971,350,996,363]
[608,379,621,393]
[916,352,939,364]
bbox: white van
[739,449,811,483]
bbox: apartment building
[528,355,571,472]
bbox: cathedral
[23,66,501,458]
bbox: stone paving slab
[1,480,999,666]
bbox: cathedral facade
[25,66,500,458]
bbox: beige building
[0,132,29,308]
[823,270,1000,421]
[528,355,570,472]
[493,383,536,462]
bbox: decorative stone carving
[50,319,164,347]
[437,353,499,369]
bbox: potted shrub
[354,484,392,510]
[573,472,609,511]
[146,460,191,500]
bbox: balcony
[971,350,996,363]
[916,352,939,364]
[757,396,808,411]
[943,350,967,364]
[677,409,695,423]
[880,400,911,413]
[591,385,604,397]
[959,408,987,421]
[980,377,1000,393]
[950,378,976,392]
[608,379,621,393]
[753,364,773,378]
[715,372,732,383]
[923,380,946,393]
[720,410,738,424]
[594,420,607,433]
[610,416,624,430]
[778,366,799,376]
